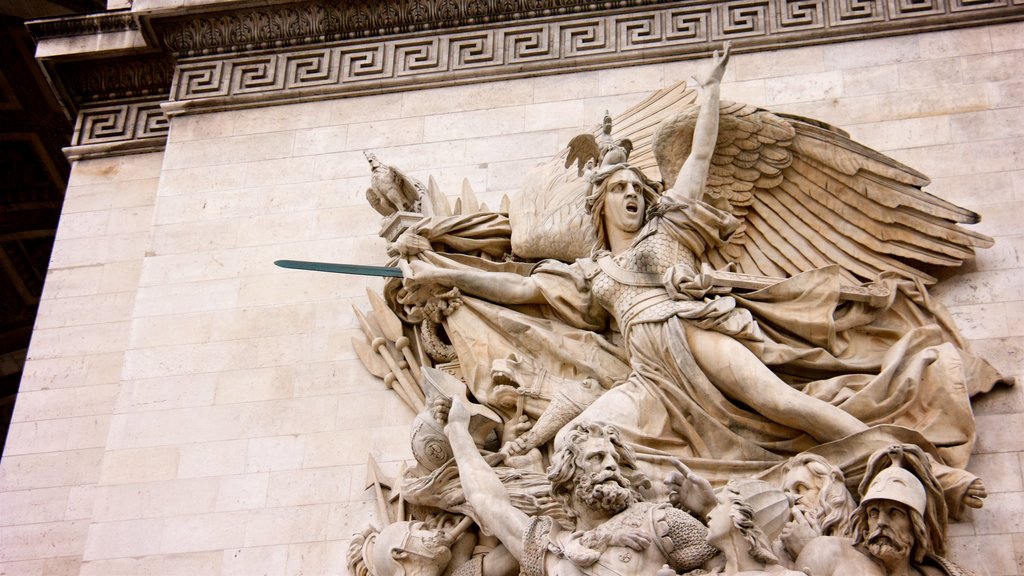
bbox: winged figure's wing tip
[777,113,850,139]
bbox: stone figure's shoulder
[574,256,601,280]
[796,536,885,576]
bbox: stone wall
[0,153,162,575]
[1,22,1022,575]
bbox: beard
[865,526,912,564]
[574,470,637,515]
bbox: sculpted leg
[683,325,867,443]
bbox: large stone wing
[510,81,697,261]
[654,103,993,285]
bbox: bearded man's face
[863,500,914,564]
[572,437,636,515]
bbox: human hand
[399,258,446,291]
[430,396,452,425]
[392,231,432,257]
[608,529,652,551]
[780,505,819,559]
[500,415,534,453]
[665,458,717,517]
[447,396,472,429]
[693,41,732,89]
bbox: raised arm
[444,397,530,560]
[400,259,544,305]
[665,42,731,203]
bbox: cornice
[26,11,139,40]
[59,56,175,104]
[163,0,1024,114]
[156,0,667,57]
[28,0,1024,157]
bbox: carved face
[783,464,822,513]
[863,500,914,565]
[601,169,646,235]
[572,436,634,515]
[579,436,620,478]
[705,494,734,547]
[371,521,452,576]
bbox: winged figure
[326,47,1020,574]
[392,42,1005,521]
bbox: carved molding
[156,0,1024,60]
[59,56,175,105]
[29,0,1024,151]
[27,11,138,40]
[158,0,668,57]
[71,100,168,147]
[166,0,1024,109]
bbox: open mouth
[625,201,639,214]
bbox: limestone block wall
[0,153,163,575]
[1,22,1022,576]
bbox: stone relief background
[1,22,1022,576]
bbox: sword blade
[274,260,404,278]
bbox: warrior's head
[851,466,930,566]
[547,421,644,518]
[348,521,453,576]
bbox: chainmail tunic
[588,207,736,342]
[519,503,716,576]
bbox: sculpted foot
[963,478,987,509]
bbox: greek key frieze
[828,0,885,24]
[888,0,946,19]
[72,101,168,147]
[163,0,1023,107]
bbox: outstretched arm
[666,42,731,203]
[400,259,544,305]
[445,397,530,561]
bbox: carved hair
[347,525,377,576]
[851,502,930,564]
[782,453,855,537]
[584,164,662,253]
[547,421,643,506]
[721,481,780,565]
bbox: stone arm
[401,259,545,305]
[444,396,531,562]
[664,42,730,204]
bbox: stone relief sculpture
[698,479,803,576]
[796,444,978,576]
[444,394,720,576]
[776,453,857,560]
[306,41,1012,576]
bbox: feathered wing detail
[564,133,600,177]
[510,81,697,260]
[653,102,993,285]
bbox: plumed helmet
[861,466,927,517]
